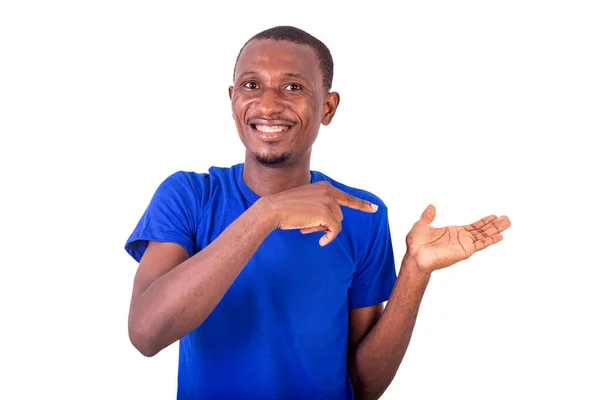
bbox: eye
[284,83,302,91]
[243,81,259,89]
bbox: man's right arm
[127,181,377,357]
[128,197,276,357]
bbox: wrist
[252,196,280,233]
[401,252,432,283]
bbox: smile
[248,119,296,142]
[253,124,290,133]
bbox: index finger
[331,187,379,213]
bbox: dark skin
[128,39,376,357]
[229,39,339,195]
[128,39,511,399]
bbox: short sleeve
[348,205,397,309]
[124,172,199,262]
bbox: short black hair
[234,26,334,91]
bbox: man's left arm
[348,204,511,399]
[348,253,429,400]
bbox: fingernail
[371,203,378,211]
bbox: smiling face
[229,39,339,167]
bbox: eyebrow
[237,71,309,82]
[238,71,259,79]
[282,72,307,81]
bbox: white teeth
[255,125,288,133]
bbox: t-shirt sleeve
[124,171,199,263]
[348,204,398,309]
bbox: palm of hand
[407,205,511,274]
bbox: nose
[256,88,285,116]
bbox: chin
[253,151,293,167]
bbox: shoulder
[313,169,391,242]
[312,170,388,211]
[313,170,394,268]
[159,164,240,198]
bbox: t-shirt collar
[234,163,320,205]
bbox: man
[125,26,511,400]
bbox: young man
[125,26,511,400]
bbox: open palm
[407,205,511,274]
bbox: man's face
[229,39,338,167]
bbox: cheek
[231,99,251,137]
[295,100,320,123]
[305,105,323,128]
[232,95,252,120]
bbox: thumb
[420,204,436,224]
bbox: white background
[1,1,599,399]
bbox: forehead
[235,39,322,84]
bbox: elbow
[133,340,160,358]
[128,318,162,357]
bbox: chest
[195,204,358,311]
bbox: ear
[321,92,340,126]
[228,86,235,119]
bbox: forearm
[350,253,430,399]
[130,198,275,356]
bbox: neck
[242,151,312,197]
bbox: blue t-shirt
[125,163,397,400]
